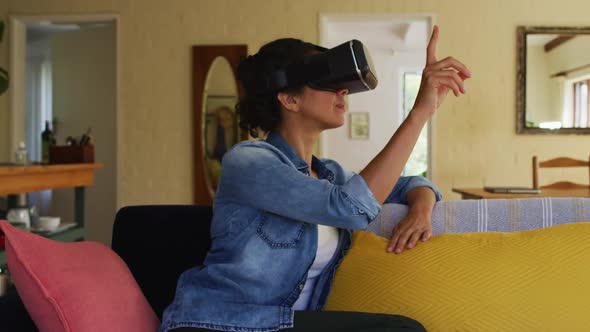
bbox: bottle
[41,120,53,164]
[14,141,28,165]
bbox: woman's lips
[335,103,346,112]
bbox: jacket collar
[266,132,334,182]
[266,132,310,172]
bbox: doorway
[9,15,119,245]
[319,14,434,178]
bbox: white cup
[38,216,61,231]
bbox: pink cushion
[0,221,160,332]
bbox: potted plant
[0,19,9,95]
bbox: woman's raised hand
[358,26,471,207]
[411,25,471,118]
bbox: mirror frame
[193,45,247,205]
[517,26,590,134]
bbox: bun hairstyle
[236,38,320,138]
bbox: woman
[160,26,471,332]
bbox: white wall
[49,23,117,245]
[321,16,429,173]
[526,45,559,125]
[548,35,590,74]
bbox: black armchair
[111,205,213,318]
[0,205,213,331]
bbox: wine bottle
[41,120,53,164]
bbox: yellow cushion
[325,223,590,332]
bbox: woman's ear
[277,92,301,113]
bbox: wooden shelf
[0,163,103,196]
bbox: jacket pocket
[256,212,306,249]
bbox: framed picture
[349,112,370,140]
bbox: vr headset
[263,40,378,94]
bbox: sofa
[1,198,589,331]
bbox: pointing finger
[426,25,439,65]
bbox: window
[402,72,428,177]
[573,79,589,127]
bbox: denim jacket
[159,132,442,332]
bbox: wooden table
[453,187,590,199]
[0,163,103,195]
[0,162,103,225]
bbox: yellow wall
[0,0,8,162]
[1,0,590,209]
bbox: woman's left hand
[387,210,433,254]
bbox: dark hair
[236,38,320,138]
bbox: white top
[292,224,340,310]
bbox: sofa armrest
[111,205,213,319]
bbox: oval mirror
[193,45,247,206]
[202,57,239,193]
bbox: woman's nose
[337,89,349,96]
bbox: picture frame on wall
[349,112,370,140]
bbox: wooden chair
[532,155,590,189]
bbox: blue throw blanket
[367,197,590,237]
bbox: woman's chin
[331,117,346,129]
[337,113,346,126]
[321,120,344,131]
[319,111,346,130]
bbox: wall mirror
[193,45,247,205]
[517,26,590,134]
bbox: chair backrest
[532,155,590,189]
[111,205,213,319]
